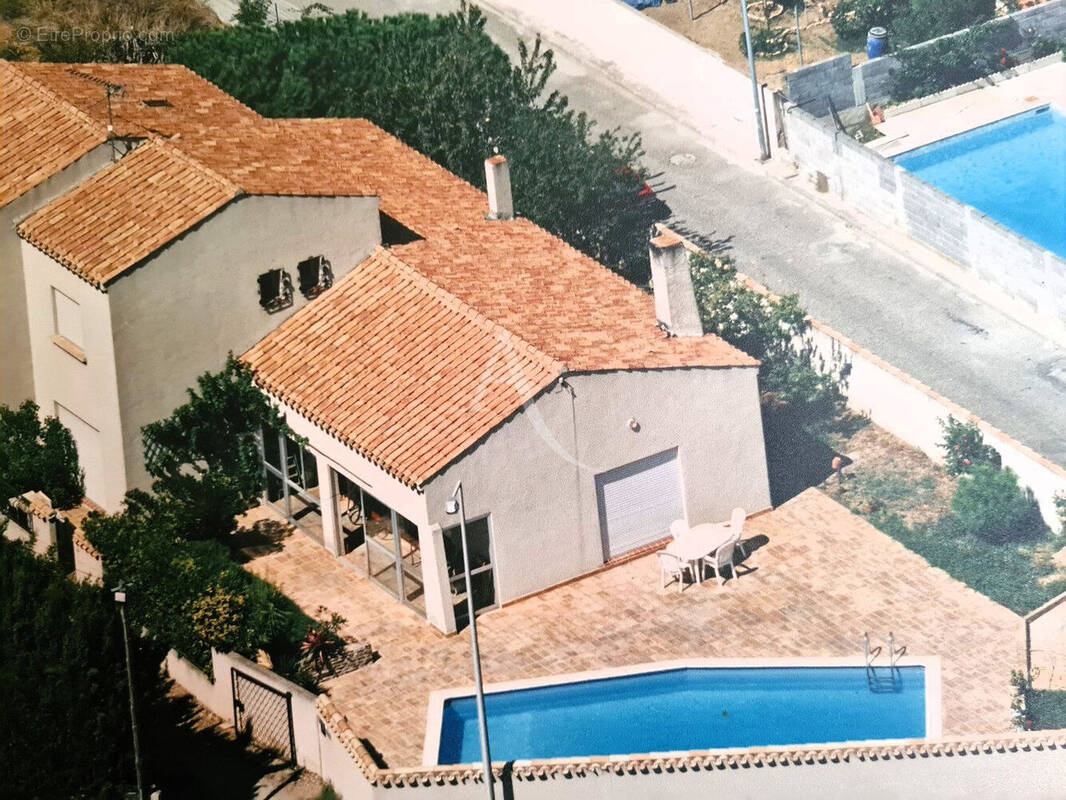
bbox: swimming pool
[428,659,939,765]
[894,106,1066,259]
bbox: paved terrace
[242,489,1023,768]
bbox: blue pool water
[894,107,1066,259]
[437,666,926,764]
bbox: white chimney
[484,155,513,221]
[649,230,702,337]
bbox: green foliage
[317,784,341,800]
[235,0,269,26]
[1026,689,1066,730]
[84,504,311,668]
[892,0,996,47]
[867,511,1055,614]
[300,612,346,673]
[0,537,166,798]
[739,27,792,58]
[689,253,844,426]
[1055,491,1066,536]
[890,20,1011,101]
[831,0,907,46]
[1030,36,1066,59]
[951,464,1045,545]
[937,414,1001,475]
[0,400,84,509]
[168,7,664,283]
[142,355,290,540]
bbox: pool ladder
[864,632,906,693]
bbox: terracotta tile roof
[17,138,240,287]
[0,59,259,207]
[243,247,564,487]
[0,60,107,206]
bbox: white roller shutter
[595,449,683,560]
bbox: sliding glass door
[261,429,323,544]
[332,469,425,617]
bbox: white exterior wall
[422,366,771,606]
[107,194,381,494]
[20,244,126,511]
[0,143,114,409]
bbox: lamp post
[113,583,145,800]
[739,0,771,160]
[445,482,495,800]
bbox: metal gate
[231,667,296,765]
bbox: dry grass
[642,0,862,89]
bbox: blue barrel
[866,27,887,59]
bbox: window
[296,256,334,299]
[443,516,496,629]
[257,269,293,312]
[142,98,171,108]
[52,287,83,348]
[379,211,422,247]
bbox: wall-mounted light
[628,418,641,433]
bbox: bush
[0,537,166,798]
[892,0,996,48]
[952,463,1044,545]
[1056,491,1066,535]
[1030,36,1066,59]
[831,0,907,46]
[689,253,845,426]
[890,20,1011,101]
[739,27,792,58]
[0,400,84,509]
[938,414,1000,475]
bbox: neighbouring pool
[434,665,928,764]
[894,106,1066,259]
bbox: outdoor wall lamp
[628,418,641,432]
[446,482,495,800]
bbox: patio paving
[241,488,1024,768]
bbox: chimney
[484,155,513,221]
[649,230,702,337]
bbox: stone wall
[782,103,1066,335]
[787,0,1066,113]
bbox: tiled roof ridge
[315,696,1066,787]
[374,246,568,376]
[150,133,244,197]
[1,59,108,141]
[16,137,242,288]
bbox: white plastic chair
[702,540,738,587]
[726,507,748,557]
[658,542,698,593]
[669,519,689,540]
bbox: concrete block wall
[788,0,1066,112]
[783,103,1066,332]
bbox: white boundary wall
[782,102,1066,333]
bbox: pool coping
[421,655,943,767]
[888,103,1055,159]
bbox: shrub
[739,27,792,58]
[952,464,1044,545]
[1030,36,1066,59]
[0,537,167,798]
[0,400,84,509]
[1055,491,1066,536]
[890,20,1010,101]
[831,0,907,46]
[938,414,1000,475]
[892,0,996,48]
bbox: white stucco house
[2,60,771,633]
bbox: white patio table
[671,523,735,584]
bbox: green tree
[168,6,665,283]
[952,463,1045,545]
[0,537,166,798]
[0,400,83,509]
[141,355,289,541]
[235,0,269,26]
[689,253,844,423]
[893,0,996,47]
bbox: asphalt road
[300,0,1066,467]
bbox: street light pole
[739,0,771,161]
[446,482,495,800]
[113,584,146,800]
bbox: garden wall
[1027,590,1066,685]
[786,0,1066,112]
[781,103,1066,330]
[659,224,1066,529]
